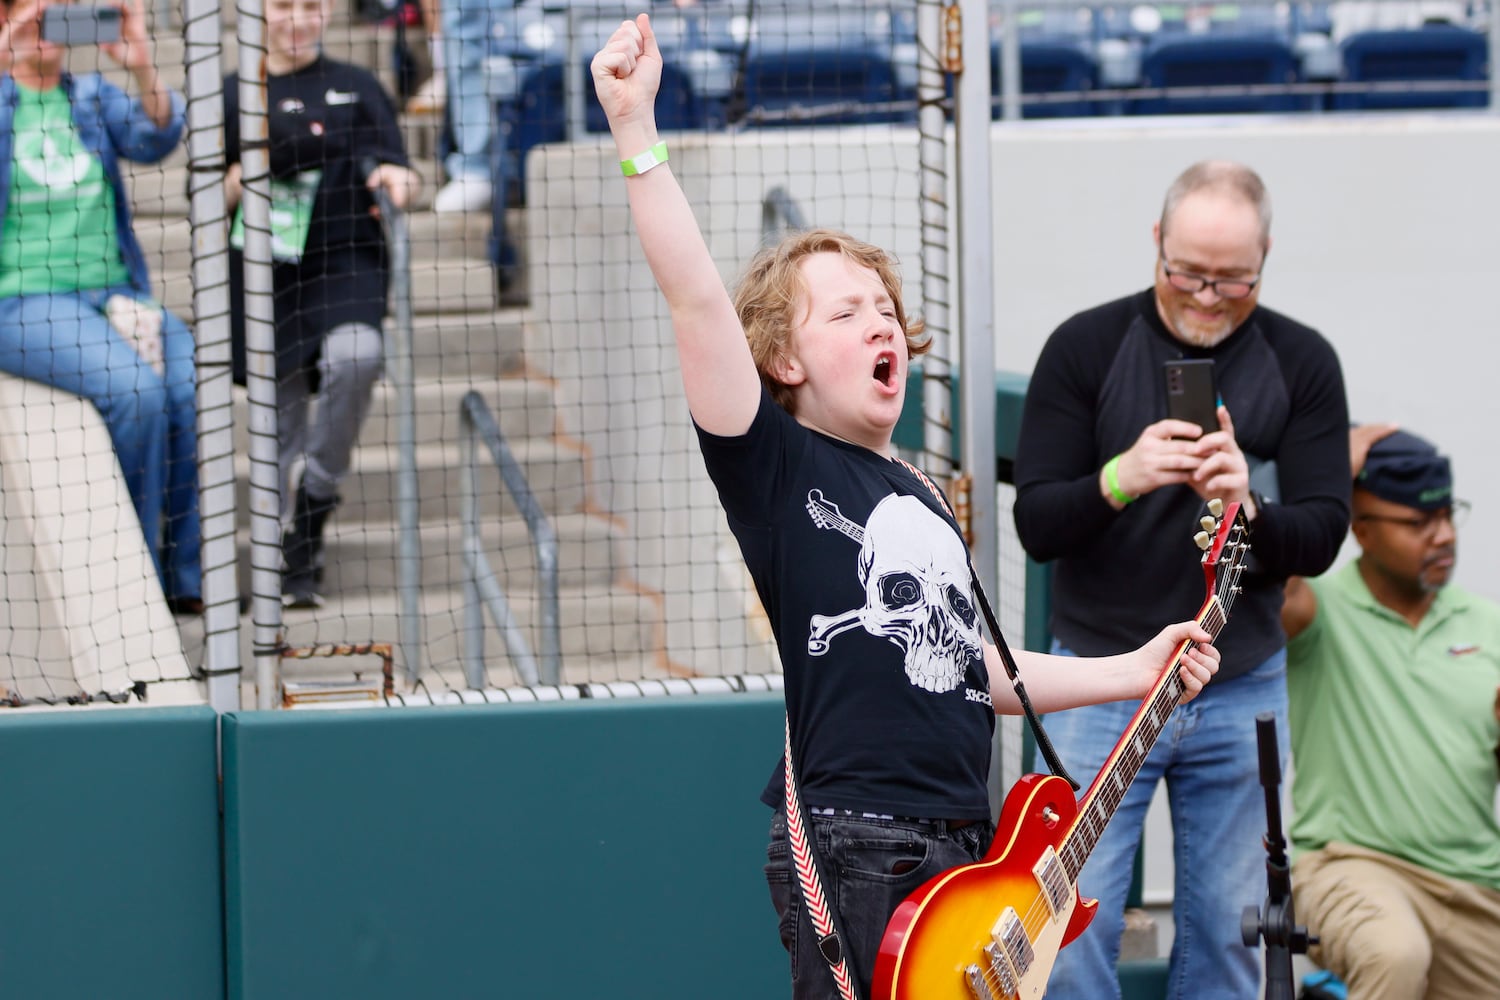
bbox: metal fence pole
[955,0,1008,805]
[184,0,241,712]
[235,0,285,709]
[917,0,954,481]
[956,0,996,601]
[997,0,1021,121]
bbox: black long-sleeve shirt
[1013,288,1351,681]
[224,55,409,381]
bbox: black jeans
[763,808,996,1000]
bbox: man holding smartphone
[1012,160,1352,1000]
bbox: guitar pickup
[992,907,1034,982]
[1032,845,1071,920]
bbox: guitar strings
[972,524,1250,992]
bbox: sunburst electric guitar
[872,499,1251,1000]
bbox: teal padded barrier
[222,693,788,1000]
[0,705,224,999]
[1118,957,1169,999]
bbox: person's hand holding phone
[1100,418,1208,510]
[0,0,48,75]
[1186,404,1255,516]
[99,0,151,72]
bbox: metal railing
[368,161,425,685]
[457,391,561,688]
[760,185,808,242]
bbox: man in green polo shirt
[1282,427,1500,1000]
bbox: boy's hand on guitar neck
[1135,620,1220,703]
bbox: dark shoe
[167,596,205,616]
[282,486,339,608]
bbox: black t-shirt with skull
[696,390,995,820]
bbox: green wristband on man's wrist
[1104,454,1136,505]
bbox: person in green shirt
[0,0,199,609]
[1283,426,1500,999]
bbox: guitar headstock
[1194,498,1252,610]
[805,489,837,531]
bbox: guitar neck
[1058,596,1230,881]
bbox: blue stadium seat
[1130,34,1312,114]
[1334,25,1490,110]
[739,9,916,126]
[991,39,1101,118]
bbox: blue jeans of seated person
[0,287,201,601]
[442,0,516,183]
[764,807,996,1000]
[1042,644,1289,1000]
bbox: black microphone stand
[1240,711,1317,1000]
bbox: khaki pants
[1293,841,1500,1000]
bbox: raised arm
[590,14,761,436]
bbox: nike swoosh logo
[325,89,359,105]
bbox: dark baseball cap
[1356,428,1453,512]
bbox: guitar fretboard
[1059,523,1247,881]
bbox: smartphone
[1163,358,1218,436]
[40,5,122,46]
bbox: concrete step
[233,510,622,595]
[157,255,501,322]
[122,153,190,219]
[404,309,528,378]
[233,437,591,522]
[192,584,669,690]
[127,154,451,221]
[226,375,556,455]
[133,211,491,274]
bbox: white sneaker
[405,74,446,116]
[432,175,492,213]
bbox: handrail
[457,391,561,688]
[366,160,425,683]
[760,185,807,242]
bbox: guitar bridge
[1033,845,1070,920]
[964,963,999,1000]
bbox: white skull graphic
[807,493,982,692]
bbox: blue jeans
[1043,645,1289,1000]
[442,0,511,181]
[0,288,200,601]
[764,808,996,1000]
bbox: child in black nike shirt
[223,0,422,607]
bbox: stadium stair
[115,15,676,700]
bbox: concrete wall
[986,111,1500,603]
[0,373,197,703]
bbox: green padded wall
[222,693,789,1000]
[0,705,224,999]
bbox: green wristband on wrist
[1104,454,1136,505]
[620,141,668,177]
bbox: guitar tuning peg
[1207,498,1224,518]
[1200,515,1217,533]
[1194,530,1213,551]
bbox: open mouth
[873,355,895,388]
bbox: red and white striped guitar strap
[784,715,861,1000]
[779,462,950,1000]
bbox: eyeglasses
[1356,500,1471,537]
[1159,253,1261,301]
